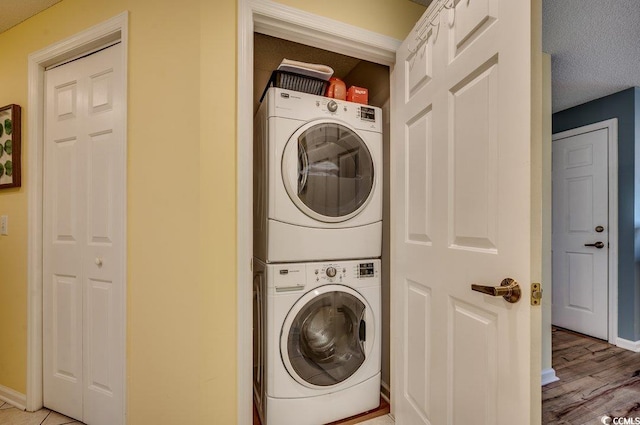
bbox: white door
[552,125,609,340]
[391,0,538,424]
[43,43,125,425]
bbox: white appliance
[254,87,383,262]
[253,258,381,425]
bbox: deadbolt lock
[531,283,543,306]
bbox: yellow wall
[274,0,426,40]
[0,0,423,423]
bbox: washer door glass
[286,291,366,386]
[292,123,374,220]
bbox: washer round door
[282,120,375,223]
[280,285,374,389]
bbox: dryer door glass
[286,291,366,386]
[297,123,374,218]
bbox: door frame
[26,12,129,413]
[552,118,618,345]
[237,1,399,423]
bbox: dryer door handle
[298,143,309,193]
[359,319,366,342]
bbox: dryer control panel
[313,98,381,131]
[266,88,382,133]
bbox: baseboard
[616,337,640,352]
[541,368,559,386]
[380,380,390,404]
[0,384,26,410]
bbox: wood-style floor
[543,327,640,424]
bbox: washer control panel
[270,259,380,292]
[357,262,376,278]
[312,260,379,284]
[314,263,347,283]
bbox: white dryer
[253,258,381,425]
[254,87,383,262]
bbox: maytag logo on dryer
[280,91,302,100]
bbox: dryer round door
[280,285,375,389]
[281,120,375,223]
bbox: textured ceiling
[0,0,61,34]
[543,0,640,112]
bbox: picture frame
[0,104,21,189]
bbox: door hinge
[531,283,543,306]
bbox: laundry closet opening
[252,32,392,421]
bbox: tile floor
[0,398,391,425]
[358,415,394,425]
[0,400,83,425]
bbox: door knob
[471,278,521,303]
[584,241,605,249]
[95,258,103,267]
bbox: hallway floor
[0,401,82,425]
[543,327,640,424]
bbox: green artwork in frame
[0,104,21,189]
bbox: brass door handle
[584,241,605,249]
[471,278,521,303]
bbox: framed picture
[0,104,21,189]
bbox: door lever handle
[471,278,521,304]
[584,241,605,249]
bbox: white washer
[254,87,383,262]
[253,258,381,425]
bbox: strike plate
[531,283,542,306]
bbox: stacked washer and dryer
[253,87,383,425]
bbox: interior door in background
[43,43,125,425]
[552,125,609,340]
[391,0,539,424]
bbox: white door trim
[237,1,400,423]
[552,118,618,345]
[26,12,128,413]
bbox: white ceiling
[543,0,640,112]
[0,0,61,34]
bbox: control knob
[326,266,337,278]
[327,100,338,112]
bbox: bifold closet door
[43,43,125,425]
